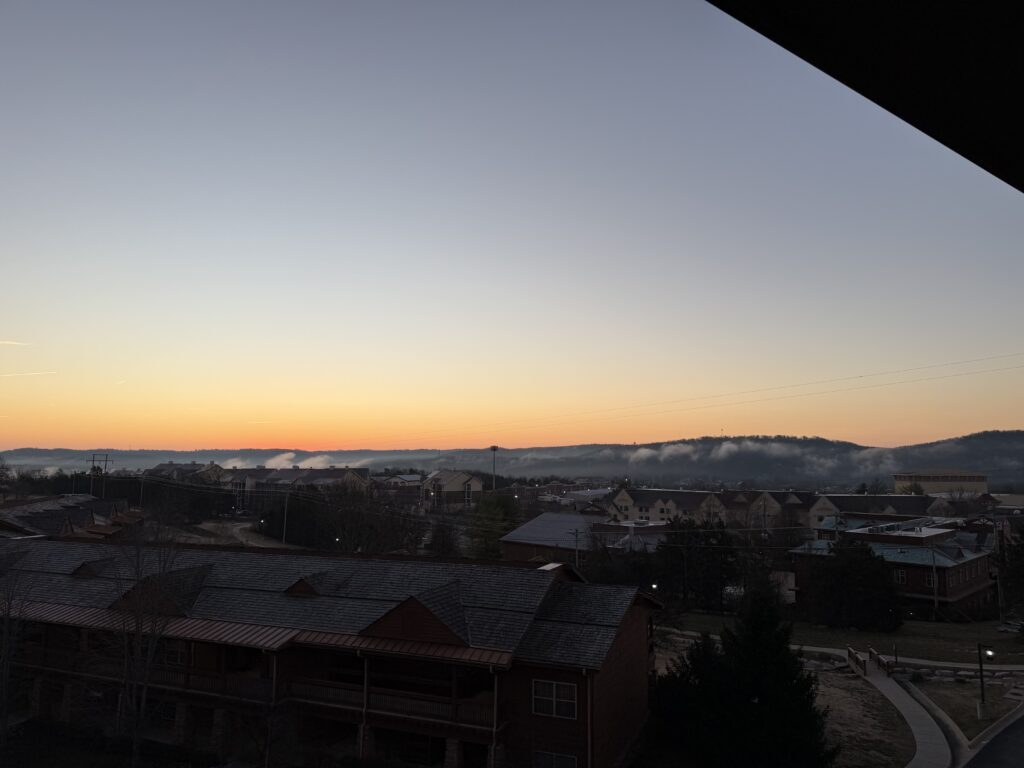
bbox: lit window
[532,680,577,719]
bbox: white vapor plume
[265,452,297,469]
[0,371,56,378]
[297,454,334,469]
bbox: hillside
[4,431,1023,487]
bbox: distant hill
[4,431,1023,487]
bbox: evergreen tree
[719,581,838,768]
[654,581,837,768]
[804,540,902,631]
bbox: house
[744,491,817,530]
[423,471,485,511]
[808,494,943,530]
[260,466,371,493]
[144,461,224,483]
[0,494,128,539]
[609,489,718,522]
[499,512,670,565]
[893,470,989,495]
[219,466,375,508]
[0,539,658,768]
[385,474,424,488]
[791,517,997,620]
[499,513,607,564]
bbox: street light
[978,644,995,717]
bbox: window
[893,569,906,585]
[162,640,189,667]
[532,680,577,719]
[533,752,577,768]
[925,572,935,588]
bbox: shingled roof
[0,539,646,670]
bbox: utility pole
[568,528,581,568]
[89,453,111,497]
[489,446,498,492]
[282,492,290,545]
[931,545,939,618]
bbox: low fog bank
[4,431,1023,486]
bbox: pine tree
[654,581,838,767]
[719,581,838,768]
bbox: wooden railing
[19,646,492,725]
[284,678,493,726]
[16,646,272,702]
[846,646,867,676]
[867,646,894,676]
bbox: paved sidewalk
[864,668,952,768]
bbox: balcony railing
[18,646,493,725]
[284,678,494,727]
[16,646,272,703]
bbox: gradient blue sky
[2,0,1022,450]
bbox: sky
[2,0,1022,452]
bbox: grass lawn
[673,613,1024,664]
[915,679,1021,740]
[818,670,915,768]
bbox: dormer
[71,557,116,578]
[361,581,469,646]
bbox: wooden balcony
[283,678,494,727]
[16,646,272,703]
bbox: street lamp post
[978,643,995,719]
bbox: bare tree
[111,519,181,768]
[0,458,11,503]
[0,549,31,747]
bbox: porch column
[173,702,191,744]
[358,724,376,760]
[211,708,229,756]
[443,737,462,768]
[489,744,509,768]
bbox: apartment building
[790,519,996,620]
[0,540,655,768]
[423,471,485,511]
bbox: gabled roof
[500,512,606,551]
[0,539,649,671]
[816,494,935,516]
[617,488,711,511]
[516,582,649,668]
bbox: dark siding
[503,665,588,767]
[592,604,651,768]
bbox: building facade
[0,540,655,768]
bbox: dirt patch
[817,670,915,768]
[915,679,1020,741]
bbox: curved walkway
[675,631,954,767]
[797,643,951,768]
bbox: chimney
[292,465,300,470]
[257,465,266,470]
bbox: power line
[352,354,1024,446]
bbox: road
[965,711,1024,768]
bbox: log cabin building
[0,539,657,768]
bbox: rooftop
[0,539,647,670]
